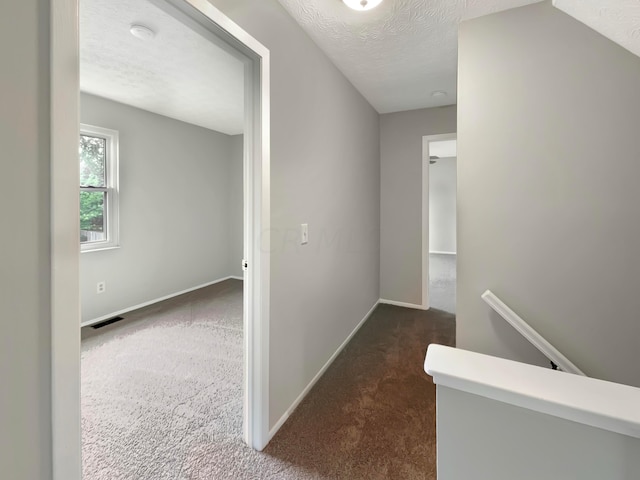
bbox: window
[80,124,119,251]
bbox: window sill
[81,244,120,254]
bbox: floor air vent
[92,316,125,329]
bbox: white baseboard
[268,299,380,441]
[229,275,244,281]
[429,250,456,255]
[379,298,429,310]
[80,276,238,328]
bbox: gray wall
[210,0,381,429]
[380,107,457,305]
[80,93,242,323]
[457,1,640,384]
[437,387,640,480]
[228,134,244,278]
[429,157,457,253]
[0,0,52,478]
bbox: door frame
[50,1,271,478]
[422,133,457,310]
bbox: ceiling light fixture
[130,24,156,41]
[431,90,447,98]
[342,0,383,11]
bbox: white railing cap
[425,344,640,439]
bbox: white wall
[210,0,381,430]
[457,1,640,384]
[380,107,457,305]
[437,386,640,480]
[429,157,456,254]
[0,0,52,477]
[80,93,242,323]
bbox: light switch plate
[301,223,308,245]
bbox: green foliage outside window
[80,134,106,233]
[80,191,105,232]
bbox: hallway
[265,304,455,479]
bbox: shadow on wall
[488,307,550,369]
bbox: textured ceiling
[81,0,244,135]
[276,0,544,113]
[553,0,640,59]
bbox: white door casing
[50,1,271,478]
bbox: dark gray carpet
[82,280,455,479]
[265,304,455,479]
[429,253,456,314]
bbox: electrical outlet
[97,281,106,294]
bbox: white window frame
[79,123,120,252]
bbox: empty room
[78,0,247,476]
[427,136,456,314]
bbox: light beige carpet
[429,253,456,314]
[82,280,455,479]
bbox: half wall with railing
[425,344,640,479]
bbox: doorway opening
[51,1,270,478]
[422,134,457,314]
